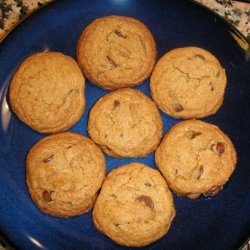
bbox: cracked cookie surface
[150,47,227,118]
[26,132,106,218]
[9,52,85,133]
[87,88,162,158]
[155,120,237,199]
[93,163,175,247]
[77,15,156,89]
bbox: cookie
[155,119,237,199]
[93,163,175,247]
[87,88,162,158]
[77,15,156,89]
[9,52,85,133]
[150,47,227,118]
[26,132,106,218]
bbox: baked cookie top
[155,119,237,199]
[9,52,85,133]
[26,132,106,217]
[87,88,162,158]
[77,15,156,89]
[93,163,175,247]
[150,47,227,118]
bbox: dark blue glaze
[0,0,249,249]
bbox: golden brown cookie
[93,163,175,247]
[155,119,237,199]
[77,15,156,89]
[87,88,162,158]
[150,47,227,118]
[26,132,106,218]
[9,52,85,133]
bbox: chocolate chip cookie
[93,163,175,247]
[150,47,227,118]
[155,119,237,199]
[9,52,85,133]
[26,132,106,218]
[87,88,163,158]
[77,15,156,89]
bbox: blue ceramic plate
[0,0,249,249]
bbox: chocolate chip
[190,131,202,139]
[43,190,53,202]
[211,143,225,155]
[136,195,154,209]
[216,142,225,155]
[67,89,74,96]
[197,165,204,180]
[209,82,214,91]
[114,29,127,39]
[114,100,120,108]
[106,56,117,69]
[144,182,151,187]
[173,103,183,112]
[194,54,205,60]
[186,131,202,139]
[191,164,204,180]
[42,154,54,163]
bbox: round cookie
[87,88,163,158]
[77,15,156,89]
[93,163,175,247]
[9,52,85,133]
[155,119,237,199]
[26,132,106,218]
[150,47,227,118]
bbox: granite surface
[0,0,249,44]
[197,0,249,39]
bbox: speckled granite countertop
[0,0,249,47]
[197,0,249,38]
